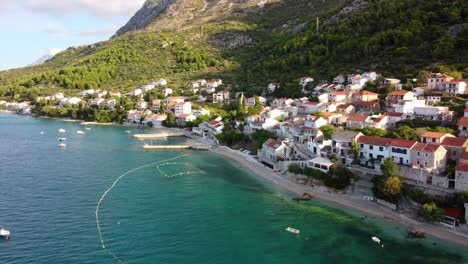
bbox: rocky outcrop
[209,32,256,50]
[113,0,177,37]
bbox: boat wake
[95,154,206,263]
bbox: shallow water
[0,113,466,263]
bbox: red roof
[421,131,449,139]
[390,139,417,148]
[385,112,403,117]
[411,143,442,153]
[357,136,392,146]
[441,137,468,147]
[332,91,348,96]
[458,117,468,126]
[304,102,320,106]
[388,91,410,96]
[456,161,468,172]
[354,100,378,106]
[354,90,379,96]
[266,139,283,149]
[464,107,468,113]
[347,115,368,122]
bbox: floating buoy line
[95,154,206,263]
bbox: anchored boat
[77,131,86,135]
[58,128,66,133]
[0,226,11,240]
[286,227,300,234]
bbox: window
[418,152,420,156]
[379,147,383,151]
[360,144,363,148]
[432,138,436,142]
[453,151,456,156]
[370,145,373,150]
[369,153,373,158]
[426,153,428,157]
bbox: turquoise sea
[0,112,466,264]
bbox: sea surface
[0,113,466,264]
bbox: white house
[89,98,104,106]
[393,100,426,114]
[439,80,466,96]
[141,84,155,92]
[152,99,161,112]
[300,102,325,114]
[245,96,266,107]
[156,78,168,86]
[174,102,192,116]
[258,139,292,167]
[103,99,117,109]
[357,136,393,167]
[362,71,379,82]
[389,139,418,166]
[333,74,346,84]
[161,88,173,97]
[271,98,294,108]
[81,89,95,97]
[428,73,453,89]
[130,89,143,97]
[268,82,280,93]
[329,91,350,103]
[212,91,230,104]
[66,97,82,106]
[299,77,314,87]
[304,115,327,129]
[136,100,148,110]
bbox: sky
[0,0,145,70]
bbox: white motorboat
[58,137,67,141]
[58,128,66,133]
[77,131,86,135]
[285,227,300,234]
[40,131,45,135]
[85,127,91,130]
[0,227,11,240]
[125,130,131,133]
[372,236,381,244]
[58,142,67,147]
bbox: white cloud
[22,0,145,18]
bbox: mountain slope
[0,0,467,101]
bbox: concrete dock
[133,133,185,139]
[143,144,211,150]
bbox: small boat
[85,127,91,130]
[285,227,300,234]
[58,142,67,148]
[58,128,66,133]
[77,131,86,135]
[0,226,11,240]
[125,130,131,133]
[58,138,67,141]
[372,236,381,244]
[40,132,45,135]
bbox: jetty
[143,144,211,150]
[133,133,185,139]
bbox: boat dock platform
[133,133,185,139]
[143,144,211,150]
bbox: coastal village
[3,71,468,234]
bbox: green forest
[0,0,467,101]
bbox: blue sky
[0,0,145,70]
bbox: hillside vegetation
[0,0,467,101]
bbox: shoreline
[209,145,468,250]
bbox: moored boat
[286,227,300,234]
[77,131,86,135]
[58,142,67,147]
[0,226,11,240]
[58,128,66,133]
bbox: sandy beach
[209,145,468,249]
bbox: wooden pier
[133,133,185,140]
